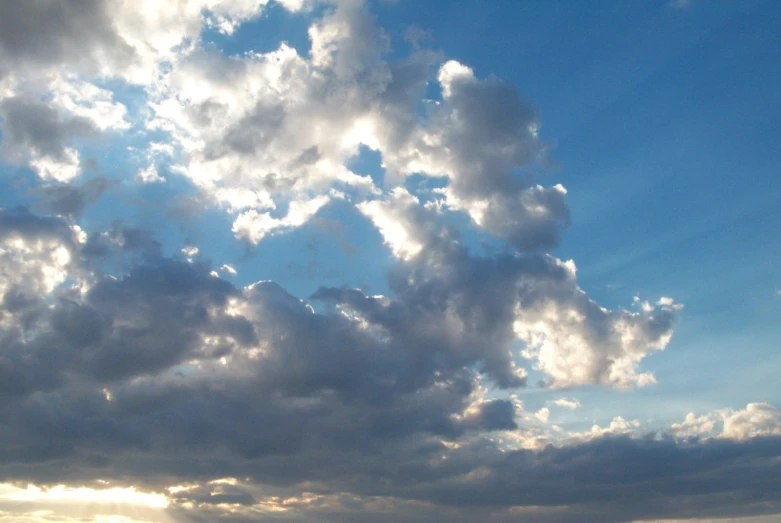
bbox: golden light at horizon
[0,483,169,509]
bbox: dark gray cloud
[441,74,541,196]
[82,221,164,261]
[0,0,134,72]
[218,103,287,157]
[392,435,781,522]
[376,58,571,252]
[33,176,112,217]
[434,68,571,251]
[0,209,772,523]
[0,205,76,242]
[169,482,257,507]
[0,96,97,162]
[1,266,249,395]
[463,399,519,431]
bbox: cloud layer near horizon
[0,1,779,522]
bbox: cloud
[351,190,678,388]
[33,176,112,217]
[380,60,569,251]
[0,96,97,181]
[136,164,166,184]
[570,416,642,441]
[82,222,165,263]
[0,0,134,74]
[0,209,776,523]
[0,0,278,189]
[0,2,774,522]
[130,0,556,251]
[139,1,413,238]
[356,188,429,260]
[2,0,563,247]
[670,403,781,441]
[232,195,331,244]
[534,407,550,423]
[516,293,679,389]
[0,0,279,81]
[551,398,581,410]
[0,207,82,301]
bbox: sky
[0,0,779,522]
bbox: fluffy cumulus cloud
[0,1,779,523]
[670,403,781,441]
[0,208,82,301]
[353,188,677,388]
[386,60,570,251]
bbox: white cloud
[671,403,781,441]
[276,0,311,11]
[0,213,80,299]
[232,195,330,244]
[2,0,567,249]
[550,398,581,410]
[146,36,377,228]
[534,407,550,423]
[49,76,129,131]
[437,59,474,98]
[0,0,283,186]
[105,0,276,83]
[136,164,165,184]
[29,147,82,182]
[357,189,425,261]
[570,416,641,440]
[516,294,679,389]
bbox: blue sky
[0,1,779,522]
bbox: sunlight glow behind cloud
[0,484,169,509]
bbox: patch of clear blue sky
[201,1,315,57]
